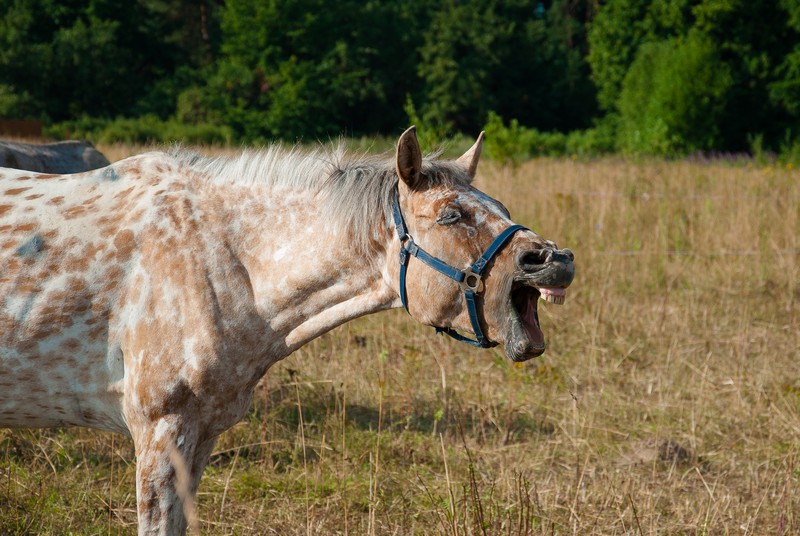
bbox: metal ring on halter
[459,269,483,293]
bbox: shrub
[779,133,800,166]
[403,95,451,154]
[45,116,232,145]
[617,31,733,156]
[483,111,534,166]
[483,111,612,163]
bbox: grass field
[1,145,798,535]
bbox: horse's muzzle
[515,247,575,288]
[502,246,575,362]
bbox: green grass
[1,153,799,534]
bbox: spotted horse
[0,127,574,534]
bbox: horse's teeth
[543,294,565,305]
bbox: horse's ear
[456,131,485,180]
[396,126,423,188]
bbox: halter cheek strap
[391,188,526,348]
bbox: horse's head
[389,126,575,362]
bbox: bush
[45,116,233,145]
[483,112,533,165]
[617,31,733,156]
[483,111,612,164]
[403,95,451,154]
[564,122,616,156]
[779,133,800,166]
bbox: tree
[589,0,800,153]
[770,0,800,124]
[205,0,433,141]
[0,0,221,121]
[617,31,732,154]
[418,0,598,134]
[587,0,695,113]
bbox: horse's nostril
[518,249,550,270]
[563,248,575,262]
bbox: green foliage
[206,0,428,142]
[589,0,800,155]
[617,31,733,155]
[587,0,710,119]
[588,0,679,112]
[46,116,232,145]
[0,84,34,118]
[779,134,800,166]
[770,0,800,117]
[419,0,597,134]
[483,111,613,163]
[403,95,451,153]
[0,0,221,121]
[1,0,800,156]
[484,112,537,165]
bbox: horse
[0,127,574,534]
[0,140,110,173]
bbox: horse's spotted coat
[0,128,574,534]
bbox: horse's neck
[216,183,397,353]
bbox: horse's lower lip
[505,285,546,361]
[510,344,545,362]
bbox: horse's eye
[436,209,461,225]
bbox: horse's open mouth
[507,284,567,362]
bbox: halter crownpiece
[391,188,527,348]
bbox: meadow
[1,144,798,535]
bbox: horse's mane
[171,142,472,254]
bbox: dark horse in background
[0,140,110,173]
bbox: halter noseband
[391,188,527,348]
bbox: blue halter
[391,188,527,348]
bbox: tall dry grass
[1,151,798,535]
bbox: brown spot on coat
[60,338,82,352]
[113,230,136,261]
[4,187,30,195]
[63,206,88,219]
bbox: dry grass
[1,150,798,535]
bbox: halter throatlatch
[391,188,527,348]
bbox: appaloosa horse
[0,139,110,173]
[0,127,574,534]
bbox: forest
[1,0,800,158]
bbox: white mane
[172,143,471,253]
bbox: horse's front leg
[132,416,216,535]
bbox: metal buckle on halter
[399,248,408,266]
[459,268,483,293]
[398,236,412,264]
